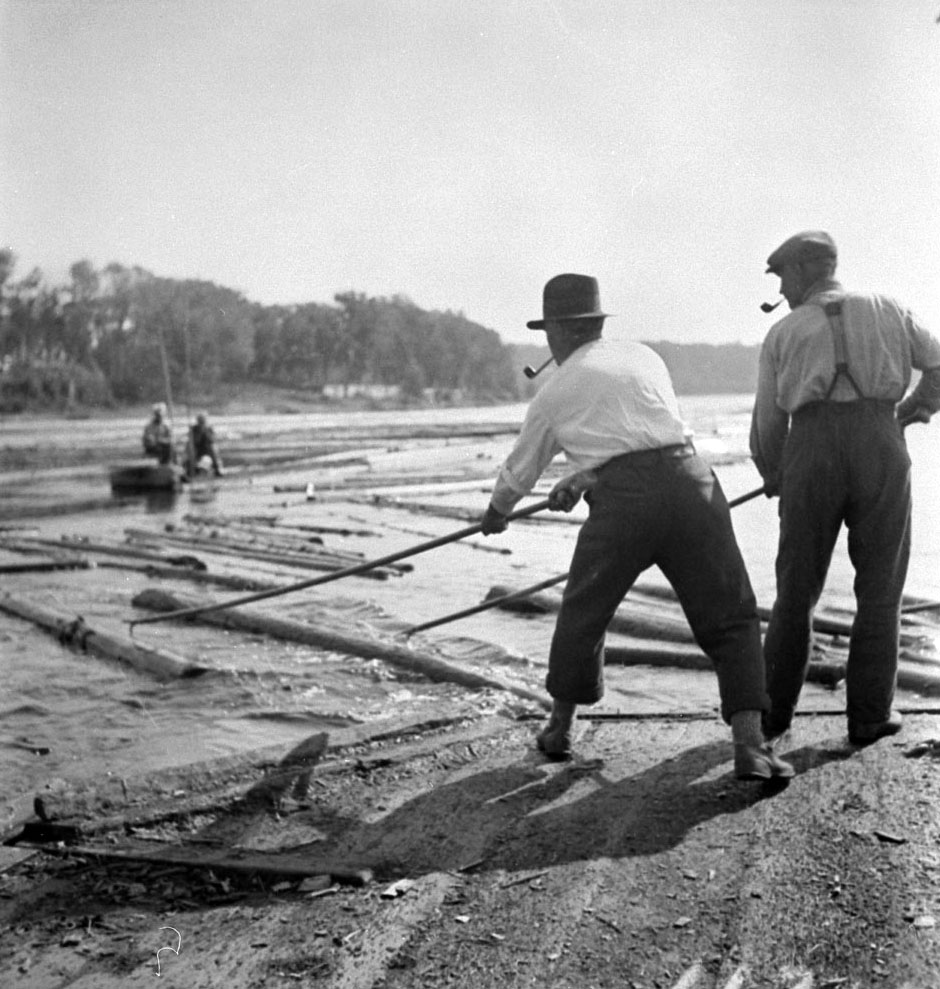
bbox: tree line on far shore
[0,250,760,413]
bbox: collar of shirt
[800,278,843,306]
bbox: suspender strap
[822,299,865,400]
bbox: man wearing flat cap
[751,230,940,746]
[480,273,793,781]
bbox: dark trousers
[763,401,911,730]
[546,446,768,723]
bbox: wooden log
[124,527,399,579]
[349,495,578,525]
[486,584,697,643]
[25,715,511,839]
[0,591,208,680]
[604,644,940,694]
[317,471,489,490]
[131,587,550,710]
[177,517,327,548]
[893,664,940,697]
[34,733,330,823]
[489,582,931,650]
[23,841,373,887]
[0,558,92,574]
[97,559,283,593]
[188,513,376,538]
[0,495,137,520]
[238,517,377,538]
[1,535,207,570]
[171,519,419,572]
[603,644,847,687]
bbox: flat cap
[765,230,837,274]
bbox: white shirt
[491,337,690,514]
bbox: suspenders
[821,299,865,401]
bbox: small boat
[108,462,184,493]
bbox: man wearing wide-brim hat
[751,230,940,747]
[480,273,793,781]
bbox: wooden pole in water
[402,572,570,638]
[127,498,552,630]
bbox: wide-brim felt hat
[527,273,611,329]
[765,231,837,274]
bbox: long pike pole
[402,482,768,637]
[127,498,551,631]
[403,572,570,638]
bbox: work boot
[536,700,576,760]
[734,744,796,781]
[732,709,795,781]
[848,709,903,746]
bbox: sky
[2,0,939,346]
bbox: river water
[2,395,939,829]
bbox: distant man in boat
[480,273,793,781]
[142,402,176,465]
[751,230,940,747]
[184,411,224,479]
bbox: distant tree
[334,291,376,393]
[0,248,15,289]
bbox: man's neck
[555,333,602,365]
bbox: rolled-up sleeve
[750,336,790,487]
[904,310,940,413]
[490,406,563,514]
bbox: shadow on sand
[295,734,856,879]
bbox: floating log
[0,535,206,570]
[489,582,931,650]
[605,643,940,694]
[0,591,208,680]
[0,496,137,520]
[126,523,345,564]
[219,515,377,538]
[124,527,400,579]
[603,644,848,688]
[175,518,327,549]
[314,471,490,490]
[169,519,417,573]
[350,495,578,525]
[485,584,696,643]
[0,558,92,574]
[181,515,331,544]
[96,559,282,592]
[131,587,550,710]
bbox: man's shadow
[291,734,852,879]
